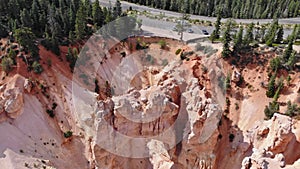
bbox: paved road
[99,0,300,24]
[139,16,214,35]
[138,16,292,39]
[98,0,295,39]
[141,25,208,42]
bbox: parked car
[172,26,178,31]
[202,30,209,35]
[187,28,194,33]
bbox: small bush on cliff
[32,61,43,74]
[264,101,279,119]
[266,74,276,98]
[66,47,78,71]
[64,131,73,138]
[229,133,235,142]
[1,56,14,73]
[175,48,181,55]
[224,73,231,91]
[158,39,167,49]
[46,109,55,118]
[286,101,300,117]
[52,102,58,110]
[41,38,61,56]
[94,79,100,93]
[273,77,284,101]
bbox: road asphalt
[97,0,298,39]
[99,0,300,24]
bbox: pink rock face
[0,75,25,119]
[0,37,299,169]
[240,113,300,169]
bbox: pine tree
[14,27,39,59]
[69,5,76,31]
[210,30,218,43]
[103,7,113,24]
[30,0,40,32]
[282,39,294,62]
[113,0,122,19]
[1,57,14,73]
[0,22,8,37]
[264,100,279,119]
[210,11,221,43]
[221,20,232,58]
[68,31,74,43]
[215,12,222,39]
[20,8,33,28]
[84,0,92,18]
[275,25,284,43]
[265,19,278,46]
[266,73,276,98]
[7,0,21,19]
[286,51,296,70]
[48,4,61,39]
[286,101,300,117]
[243,23,254,47]
[92,0,104,27]
[259,25,267,43]
[233,25,243,53]
[170,0,178,11]
[120,0,300,19]
[290,24,298,41]
[75,1,87,40]
[38,2,47,33]
[269,57,280,72]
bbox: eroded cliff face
[70,37,223,168]
[0,37,299,169]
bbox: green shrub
[94,79,100,93]
[229,133,235,142]
[269,57,280,71]
[180,52,186,60]
[52,103,58,110]
[175,48,181,55]
[158,39,167,49]
[66,48,78,71]
[32,61,43,74]
[46,109,55,118]
[64,131,73,138]
[266,74,276,98]
[226,97,231,106]
[1,57,14,73]
[264,101,279,119]
[236,75,244,87]
[41,38,61,56]
[224,74,231,90]
[273,77,284,101]
[286,101,300,117]
[235,103,239,110]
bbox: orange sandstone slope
[0,37,299,169]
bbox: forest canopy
[0,0,129,40]
[124,0,300,19]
